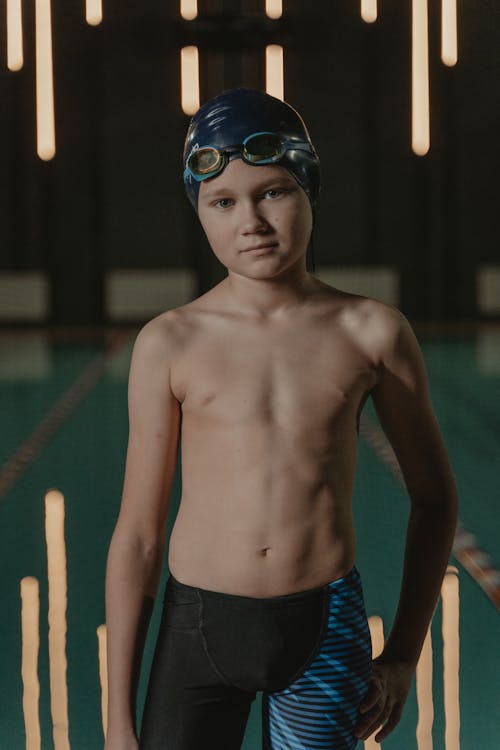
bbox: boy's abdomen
[167,485,356,598]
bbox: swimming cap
[182,87,321,213]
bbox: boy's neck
[221,270,318,319]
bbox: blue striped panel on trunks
[262,567,373,750]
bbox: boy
[104,88,458,750]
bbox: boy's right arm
[104,317,181,747]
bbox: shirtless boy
[104,88,458,750]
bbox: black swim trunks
[139,566,373,749]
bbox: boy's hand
[354,657,414,743]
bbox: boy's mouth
[243,243,277,252]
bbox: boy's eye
[212,188,289,209]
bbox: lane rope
[360,411,500,612]
[0,332,133,503]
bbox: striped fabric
[262,567,373,749]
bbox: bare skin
[167,280,376,596]
[104,159,458,748]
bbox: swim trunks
[139,566,373,749]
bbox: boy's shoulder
[313,277,405,329]
[132,307,186,357]
[313,279,409,363]
[134,296,211,358]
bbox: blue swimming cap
[182,87,320,213]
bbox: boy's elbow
[412,490,459,533]
[109,521,166,566]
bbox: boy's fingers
[374,704,403,742]
[359,681,383,713]
[354,700,388,738]
[356,712,390,741]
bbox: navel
[260,547,271,556]
[200,391,216,406]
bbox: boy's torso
[165,277,384,597]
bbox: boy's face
[197,158,313,280]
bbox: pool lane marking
[0,332,132,503]
[360,411,500,612]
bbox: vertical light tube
[416,627,434,750]
[368,615,385,658]
[180,0,198,21]
[364,616,384,750]
[86,0,103,26]
[441,0,458,66]
[361,0,378,24]
[45,489,70,750]
[265,45,284,101]
[412,0,430,155]
[265,0,283,19]
[7,0,24,71]
[97,625,108,739]
[35,0,56,160]
[180,46,200,115]
[442,566,460,750]
[20,577,41,750]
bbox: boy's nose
[240,202,270,233]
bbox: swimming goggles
[183,131,316,183]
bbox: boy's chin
[232,263,309,283]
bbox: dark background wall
[1,0,499,325]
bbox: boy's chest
[172,318,378,430]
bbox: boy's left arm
[354,307,459,744]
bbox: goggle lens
[189,147,223,175]
[243,133,283,162]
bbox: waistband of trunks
[165,565,361,607]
